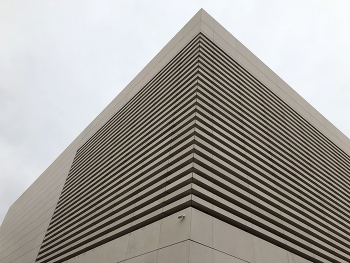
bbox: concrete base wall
[65,208,312,263]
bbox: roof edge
[77,8,350,155]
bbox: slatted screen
[36,33,350,263]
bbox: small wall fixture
[177,214,185,220]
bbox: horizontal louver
[36,33,350,263]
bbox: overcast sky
[0,0,349,225]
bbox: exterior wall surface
[0,9,349,263]
[0,141,80,263]
[63,208,313,263]
[0,8,207,263]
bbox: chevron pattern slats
[35,34,350,263]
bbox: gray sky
[0,0,349,225]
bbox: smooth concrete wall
[63,208,313,263]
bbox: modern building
[0,9,349,263]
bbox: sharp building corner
[0,9,349,263]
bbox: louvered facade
[1,9,349,263]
